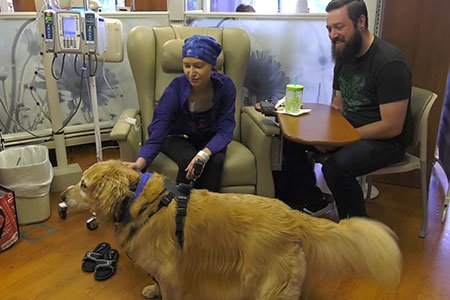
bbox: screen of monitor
[62,17,77,37]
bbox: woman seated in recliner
[125,35,236,192]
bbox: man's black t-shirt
[333,36,412,147]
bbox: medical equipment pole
[87,54,103,162]
[35,0,82,192]
[41,50,83,191]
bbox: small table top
[276,103,361,146]
[254,102,361,146]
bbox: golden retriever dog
[61,160,402,299]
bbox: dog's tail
[299,216,402,286]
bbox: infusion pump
[56,11,81,53]
[41,9,107,55]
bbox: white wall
[365,0,378,33]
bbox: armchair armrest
[241,107,280,136]
[110,108,142,161]
[240,107,281,198]
[110,108,140,140]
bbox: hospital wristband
[197,150,210,162]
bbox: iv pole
[35,0,124,190]
[35,0,85,191]
[87,52,103,162]
[78,0,103,162]
[41,47,83,192]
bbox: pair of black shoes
[302,194,333,216]
[81,242,119,281]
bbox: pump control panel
[83,11,96,53]
[56,11,82,53]
[43,10,55,52]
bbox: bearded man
[280,0,412,219]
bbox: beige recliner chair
[110,26,276,197]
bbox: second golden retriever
[61,160,402,299]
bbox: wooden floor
[1,144,450,300]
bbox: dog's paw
[142,284,160,299]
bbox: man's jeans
[282,138,405,218]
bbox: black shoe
[279,193,305,211]
[303,196,332,217]
[282,199,305,211]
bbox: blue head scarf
[182,35,222,67]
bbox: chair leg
[366,176,373,202]
[419,162,428,238]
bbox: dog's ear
[116,161,140,190]
[89,174,130,217]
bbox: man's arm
[314,89,344,153]
[356,99,409,139]
[331,90,344,112]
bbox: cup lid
[286,84,304,91]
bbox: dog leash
[164,159,205,248]
[171,159,204,248]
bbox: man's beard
[331,28,363,64]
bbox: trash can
[0,145,53,225]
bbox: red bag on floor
[0,186,19,251]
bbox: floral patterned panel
[1,14,334,136]
[188,16,334,106]
[0,14,169,135]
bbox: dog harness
[162,180,191,248]
[116,172,191,248]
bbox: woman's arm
[133,79,182,169]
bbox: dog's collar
[115,172,153,223]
